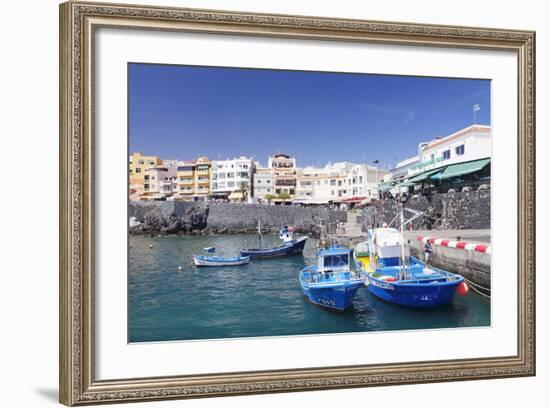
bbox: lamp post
[373,160,379,200]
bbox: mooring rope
[462,276,491,299]
[462,276,491,292]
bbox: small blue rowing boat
[240,224,307,259]
[300,246,363,310]
[193,247,250,267]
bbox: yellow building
[129,152,163,199]
[176,157,212,200]
[129,152,163,185]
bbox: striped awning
[430,158,491,180]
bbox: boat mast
[257,220,264,248]
[399,199,408,280]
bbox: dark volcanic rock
[362,190,491,231]
[129,201,345,236]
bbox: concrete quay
[405,229,491,292]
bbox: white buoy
[178,266,183,271]
[149,244,153,249]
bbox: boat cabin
[371,228,410,267]
[278,225,295,243]
[318,247,351,273]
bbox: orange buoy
[457,281,469,296]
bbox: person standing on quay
[424,241,433,265]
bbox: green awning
[431,158,491,180]
[408,168,445,183]
[398,181,416,187]
[379,184,395,191]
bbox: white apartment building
[210,157,254,198]
[253,166,276,199]
[408,125,491,177]
[295,162,389,204]
[346,164,388,199]
[391,156,419,181]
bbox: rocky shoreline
[129,201,347,236]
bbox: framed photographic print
[59,1,536,405]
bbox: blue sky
[129,63,490,169]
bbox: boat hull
[301,281,363,310]
[193,255,250,267]
[365,275,462,307]
[240,236,307,258]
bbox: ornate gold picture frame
[59,1,535,405]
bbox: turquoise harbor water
[129,234,491,343]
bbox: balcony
[275,179,296,187]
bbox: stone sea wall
[129,201,347,235]
[406,236,491,289]
[362,190,491,231]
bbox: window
[338,180,342,186]
[138,160,144,165]
[218,173,226,179]
[317,180,321,186]
[430,154,435,161]
[359,176,363,183]
[455,144,465,155]
[135,168,141,173]
[227,172,235,178]
[144,184,150,190]
[267,180,271,184]
[330,179,336,186]
[227,181,235,188]
[443,150,451,160]
[148,161,155,166]
[144,175,149,180]
[324,180,328,185]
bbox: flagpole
[473,104,480,125]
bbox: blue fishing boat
[240,223,307,259]
[300,246,363,310]
[360,205,467,307]
[193,247,250,267]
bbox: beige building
[269,154,297,201]
[176,157,212,201]
[142,166,177,199]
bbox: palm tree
[237,181,249,202]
